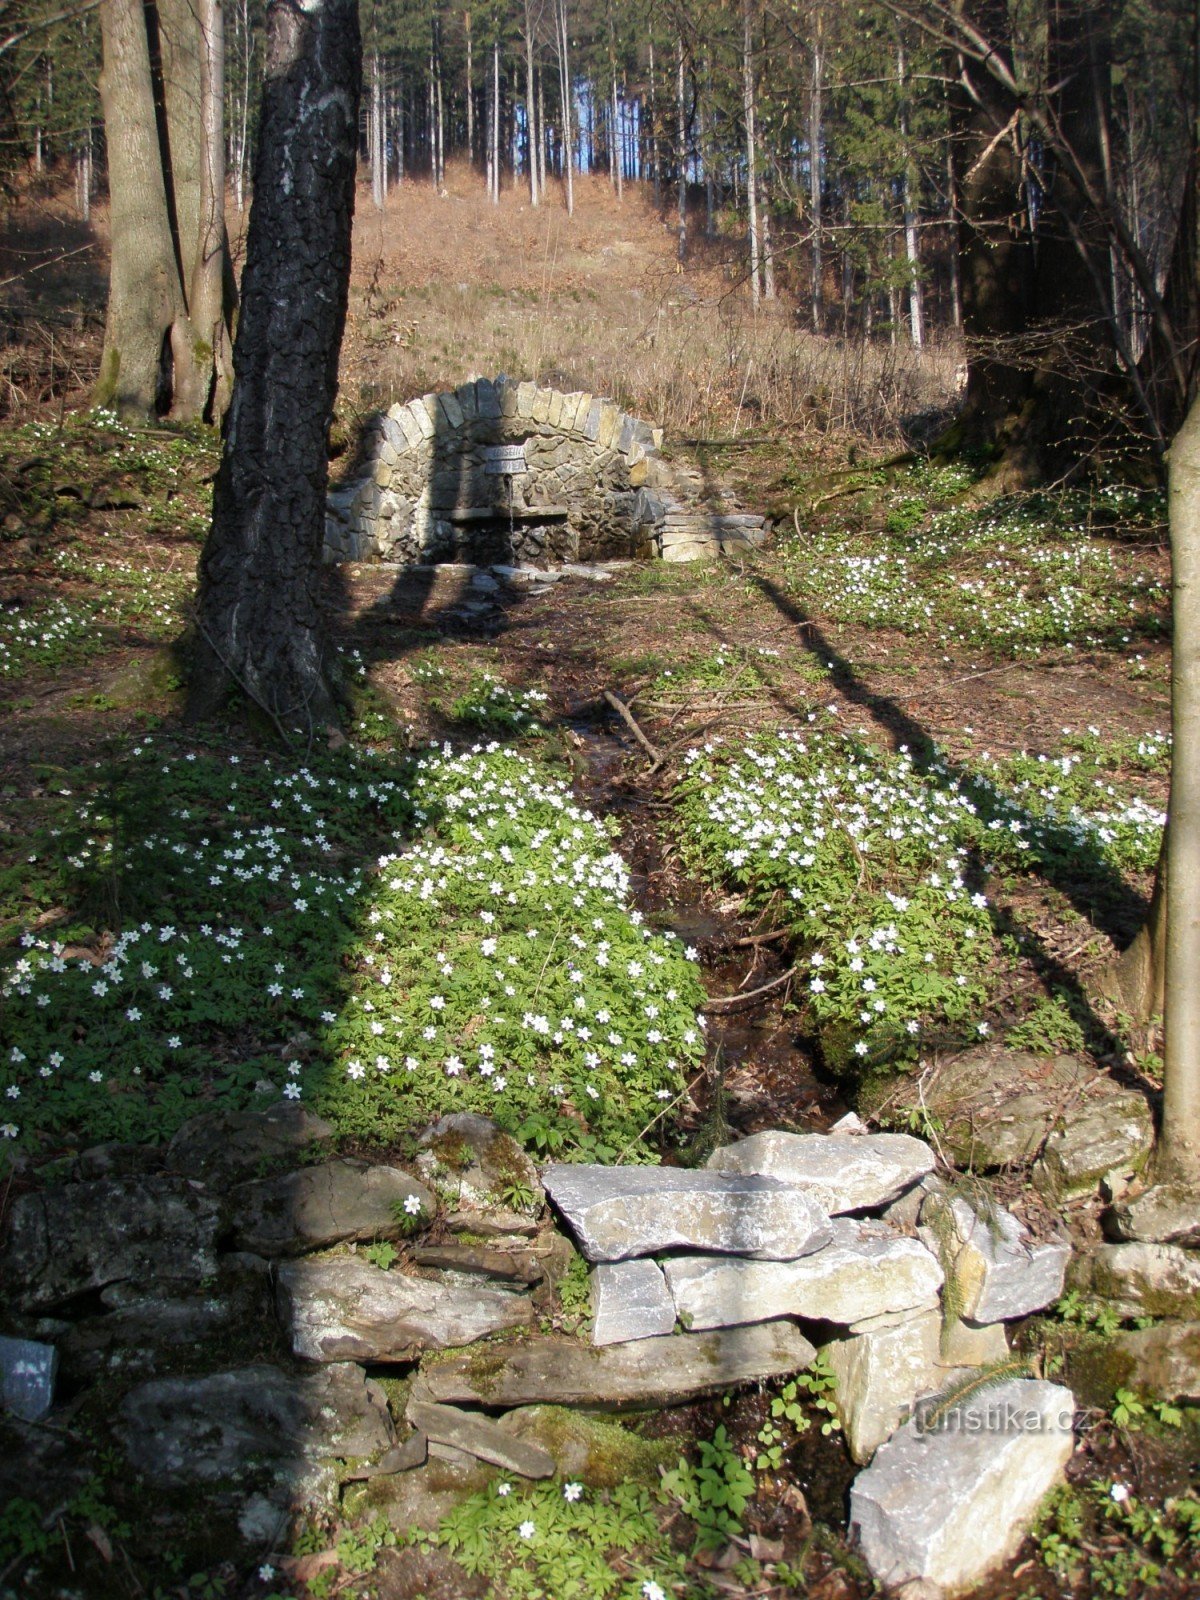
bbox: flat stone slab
[408,1400,554,1478]
[116,1363,395,1487]
[706,1132,935,1214]
[663,1220,943,1331]
[2,1175,221,1312]
[1073,1321,1200,1404]
[276,1255,533,1362]
[850,1379,1075,1595]
[921,1197,1069,1323]
[1070,1242,1200,1320]
[418,1322,816,1410]
[231,1161,433,1256]
[591,1260,677,1346]
[542,1164,832,1262]
[1104,1184,1200,1246]
[824,1312,945,1465]
[0,1335,57,1422]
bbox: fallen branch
[603,688,663,772]
[733,927,789,948]
[701,966,797,1013]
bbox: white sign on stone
[484,443,528,475]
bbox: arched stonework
[325,376,671,567]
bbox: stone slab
[591,1260,677,1346]
[1070,1241,1200,1320]
[115,1363,395,1487]
[0,1335,56,1422]
[706,1131,936,1214]
[232,1161,433,1256]
[418,1321,816,1410]
[849,1379,1075,1595]
[408,1400,554,1478]
[2,1175,221,1313]
[824,1311,944,1464]
[1033,1094,1154,1200]
[663,1220,943,1331]
[542,1163,832,1262]
[1104,1184,1200,1246]
[276,1255,533,1362]
[920,1197,1069,1323]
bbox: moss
[504,1406,675,1489]
[1067,1341,1138,1409]
[430,1130,474,1171]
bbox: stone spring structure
[323,376,769,567]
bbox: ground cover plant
[1,736,705,1166]
[674,723,1167,1072]
[776,474,1168,664]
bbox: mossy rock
[95,645,186,708]
[494,1405,675,1488]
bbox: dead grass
[340,162,958,444]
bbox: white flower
[1110,1482,1130,1504]
[283,1082,302,1099]
[642,1584,667,1600]
[518,1520,536,1540]
[258,1564,276,1582]
[404,1194,422,1215]
[563,1482,583,1501]
[496,1482,512,1496]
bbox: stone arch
[324,376,671,567]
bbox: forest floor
[0,169,1195,1600]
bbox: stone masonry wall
[324,377,668,568]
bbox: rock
[418,1322,816,1410]
[344,1452,492,1532]
[1071,1321,1200,1405]
[920,1196,1069,1322]
[882,1176,945,1232]
[1033,1095,1154,1200]
[1,1175,221,1312]
[276,1255,533,1362]
[166,1101,334,1185]
[1070,1242,1200,1319]
[447,1207,538,1238]
[409,1243,543,1284]
[895,1050,1088,1170]
[663,1220,943,1331]
[824,1312,946,1464]
[706,1131,936,1214]
[849,1379,1075,1596]
[58,1258,271,1381]
[938,1318,1009,1369]
[115,1363,395,1488]
[1104,1184,1200,1246]
[495,1406,675,1487]
[231,1161,433,1256]
[417,1113,542,1214]
[591,1260,677,1346]
[408,1401,554,1478]
[343,1431,430,1481]
[542,1164,832,1263]
[0,1335,57,1422]
[75,1141,161,1180]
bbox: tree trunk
[676,35,686,262]
[182,0,232,423]
[465,8,473,164]
[1159,394,1200,1183]
[188,0,360,733]
[96,0,185,416]
[556,0,573,216]
[743,0,760,304]
[525,8,538,205]
[898,42,923,348]
[648,35,659,207]
[809,18,822,331]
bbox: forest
[0,1,1198,1598]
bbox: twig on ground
[702,966,797,1013]
[603,687,663,772]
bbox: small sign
[484,443,528,476]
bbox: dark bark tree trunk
[188,0,361,732]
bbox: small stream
[566,719,845,1145]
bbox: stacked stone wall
[324,376,667,567]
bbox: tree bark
[179,0,232,422]
[743,0,760,304]
[1160,393,1200,1184]
[188,0,360,733]
[96,0,185,416]
[676,34,687,262]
